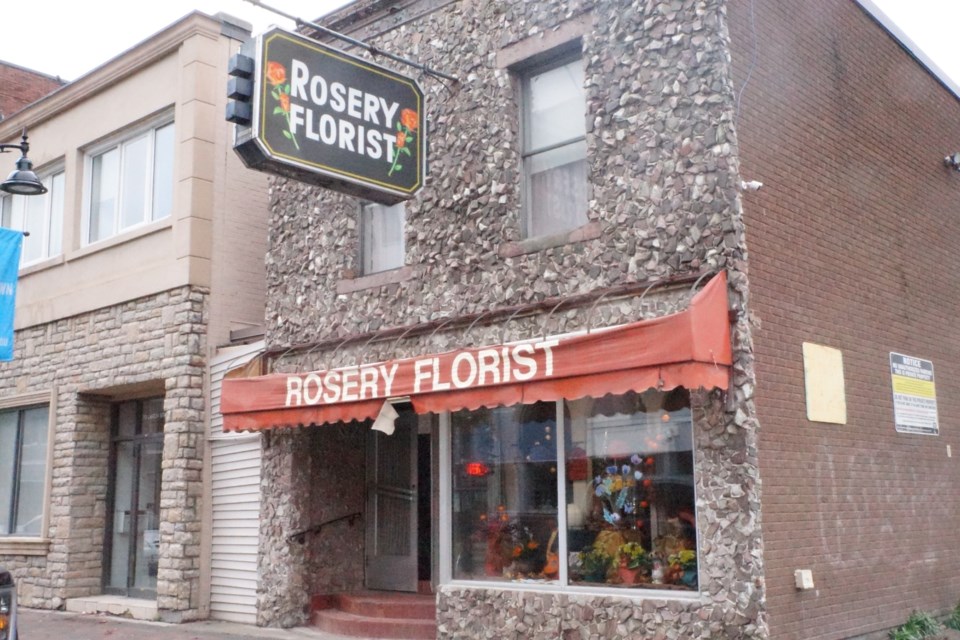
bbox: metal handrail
[287,511,362,545]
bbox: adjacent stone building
[0,12,268,623]
[220,0,960,639]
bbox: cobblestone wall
[0,286,208,621]
[256,422,366,627]
[260,0,765,636]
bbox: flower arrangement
[618,541,650,570]
[668,549,697,570]
[593,454,648,526]
[486,514,539,574]
[578,546,614,581]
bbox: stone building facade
[221,0,960,639]
[225,0,764,637]
[0,12,268,623]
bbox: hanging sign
[0,228,23,361]
[889,353,939,435]
[232,28,426,205]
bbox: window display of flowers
[668,549,696,570]
[578,546,614,582]
[483,513,542,578]
[667,549,698,587]
[618,541,650,570]
[593,454,647,527]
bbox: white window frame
[359,201,406,275]
[0,165,65,267]
[519,51,588,239]
[81,112,175,246]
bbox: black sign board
[232,28,426,204]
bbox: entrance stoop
[310,590,436,640]
[65,595,158,620]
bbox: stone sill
[337,266,414,294]
[498,221,602,258]
[0,538,50,556]
[439,579,702,602]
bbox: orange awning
[221,271,732,432]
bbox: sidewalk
[17,608,363,640]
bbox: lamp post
[0,130,46,196]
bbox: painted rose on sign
[266,61,300,150]
[388,108,419,177]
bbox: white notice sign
[890,353,938,436]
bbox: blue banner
[0,228,23,362]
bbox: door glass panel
[107,398,164,596]
[142,399,164,435]
[109,441,135,590]
[134,440,162,589]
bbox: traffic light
[226,53,254,126]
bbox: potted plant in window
[667,549,697,587]
[616,541,650,584]
[578,547,614,583]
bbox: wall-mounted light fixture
[0,130,46,196]
[945,152,960,172]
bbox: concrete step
[335,592,435,620]
[310,608,437,640]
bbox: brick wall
[0,286,208,621]
[728,2,960,638]
[0,62,64,120]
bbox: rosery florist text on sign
[233,28,426,204]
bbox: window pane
[0,411,17,535]
[141,398,165,435]
[21,191,46,264]
[361,202,405,274]
[90,147,120,242]
[14,406,48,535]
[527,59,585,152]
[1,196,11,228]
[119,134,149,230]
[152,123,174,221]
[565,391,697,590]
[526,140,587,237]
[48,172,64,257]
[451,402,558,583]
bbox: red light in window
[465,462,490,477]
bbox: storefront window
[566,391,697,590]
[448,390,698,591]
[451,402,559,582]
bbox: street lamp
[0,130,46,196]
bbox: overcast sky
[0,1,956,94]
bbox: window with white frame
[0,405,49,537]
[521,54,587,238]
[1,169,64,266]
[360,201,405,274]
[448,390,698,591]
[85,119,174,244]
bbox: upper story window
[0,404,49,537]
[521,55,587,238]
[360,201,405,274]
[85,119,174,245]
[1,169,64,266]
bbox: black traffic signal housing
[226,53,255,126]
